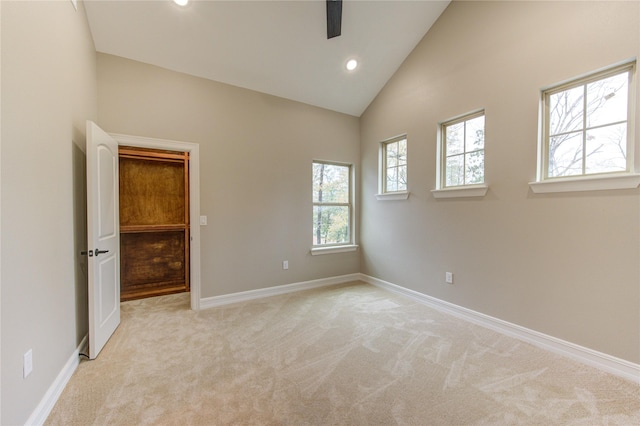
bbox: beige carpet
[46,281,639,425]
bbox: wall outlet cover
[445,272,454,284]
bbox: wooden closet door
[119,147,190,301]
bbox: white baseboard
[200,273,361,310]
[26,335,87,425]
[360,273,640,384]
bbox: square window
[542,62,634,179]
[440,112,485,188]
[380,136,408,194]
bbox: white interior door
[87,120,120,359]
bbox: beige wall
[97,53,361,299]
[360,0,640,363]
[1,1,97,424]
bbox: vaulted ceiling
[85,0,450,117]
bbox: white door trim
[110,132,202,310]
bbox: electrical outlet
[445,272,454,284]
[282,260,289,270]
[24,349,33,378]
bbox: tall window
[312,161,352,247]
[381,136,408,193]
[542,62,634,179]
[441,111,485,187]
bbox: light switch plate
[200,216,207,226]
[24,349,33,378]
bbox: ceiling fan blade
[327,0,342,39]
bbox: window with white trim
[312,161,352,247]
[381,136,408,193]
[541,62,635,180]
[440,111,485,188]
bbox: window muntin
[441,112,485,187]
[381,136,407,193]
[312,161,352,247]
[543,63,633,179]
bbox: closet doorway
[119,146,190,301]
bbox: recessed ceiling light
[173,0,189,6]
[346,59,358,71]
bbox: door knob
[95,249,109,256]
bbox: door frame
[110,133,202,310]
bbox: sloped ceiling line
[85,0,450,117]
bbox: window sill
[431,185,488,199]
[529,174,640,193]
[376,191,410,201]
[310,245,359,256]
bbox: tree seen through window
[546,69,630,178]
[312,162,351,246]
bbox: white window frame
[377,135,409,201]
[432,109,488,199]
[530,59,640,193]
[311,160,357,255]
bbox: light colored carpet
[46,281,639,425]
